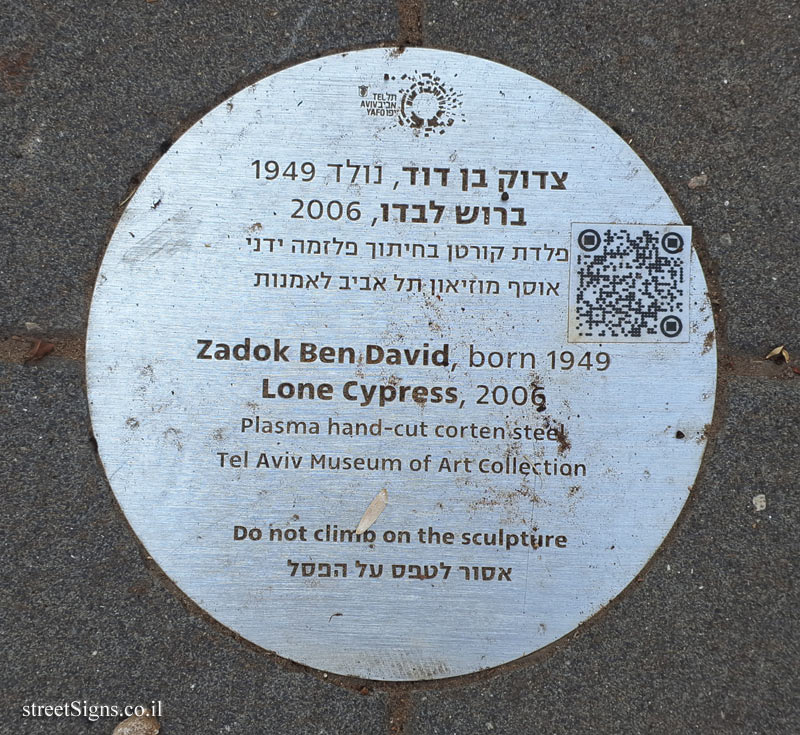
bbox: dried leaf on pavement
[764,345,790,362]
[11,335,55,362]
[112,711,160,735]
[25,338,54,362]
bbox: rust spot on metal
[543,416,571,455]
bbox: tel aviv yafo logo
[397,71,464,136]
[358,70,464,136]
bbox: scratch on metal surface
[108,463,126,480]
[122,213,190,263]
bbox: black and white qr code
[568,223,691,343]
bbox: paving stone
[0,1,397,335]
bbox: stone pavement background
[1,1,797,733]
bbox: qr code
[568,223,691,343]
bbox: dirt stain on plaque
[419,292,445,334]
[697,422,712,444]
[163,427,183,451]
[355,352,365,378]
[542,416,570,455]
[702,330,715,355]
[566,485,584,513]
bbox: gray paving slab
[0,0,396,335]
[426,0,800,355]
[408,376,800,734]
[0,359,388,734]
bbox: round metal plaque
[87,48,716,681]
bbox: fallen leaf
[355,488,388,534]
[752,494,766,512]
[764,344,790,362]
[791,366,800,375]
[24,338,54,362]
[112,711,160,735]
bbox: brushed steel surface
[86,48,716,681]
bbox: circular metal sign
[87,48,716,681]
